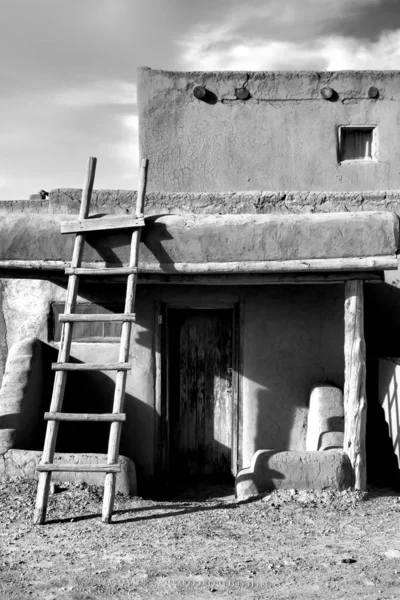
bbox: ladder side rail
[102,158,148,523]
[135,158,148,218]
[34,157,97,525]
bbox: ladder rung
[61,215,145,234]
[59,313,136,323]
[65,266,138,276]
[36,464,121,473]
[51,362,131,371]
[44,412,126,422]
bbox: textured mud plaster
[0,282,8,384]
[235,450,353,498]
[44,189,400,217]
[0,449,136,495]
[0,280,64,351]
[0,279,66,393]
[0,338,44,454]
[139,68,400,192]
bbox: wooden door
[168,309,234,481]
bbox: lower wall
[123,284,345,479]
[1,276,399,490]
[0,279,345,488]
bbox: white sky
[1,0,400,199]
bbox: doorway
[165,307,238,484]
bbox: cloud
[112,114,139,162]
[177,0,400,71]
[121,114,139,133]
[178,20,400,71]
[95,114,139,188]
[54,80,137,108]
[213,0,380,38]
[326,30,400,69]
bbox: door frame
[153,301,243,481]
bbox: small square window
[51,302,124,342]
[339,126,376,162]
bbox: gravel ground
[1,478,400,599]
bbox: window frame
[338,125,378,164]
[51,302,125,343]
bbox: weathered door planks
[168,309,234,480]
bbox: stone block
[306,384,344,451]
[235,450,353,498]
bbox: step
[65,266,138,276]
[59,313,136,323]
[36,464,121,473]
[44,412,126,422]
[51,362,131,371]
[61,215,145,234]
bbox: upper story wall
[138,68,400,193]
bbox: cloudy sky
[1,0,400,199]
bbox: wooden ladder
[34,156,148,524]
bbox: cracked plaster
[139,68,400,192]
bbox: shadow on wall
[365,282,400,488]
[0,338,50,453]
[75,221,177,272]
[58,365,157,489]
[246,281,400,489]
[48,282,158,490]
[244,285,345,462]
[378,359,400,472]
[0,337,157,491]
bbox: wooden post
[344,280,367,490]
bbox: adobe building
[1,68,400,496]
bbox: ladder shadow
[46,501,237,525]
[113,502,236,524]
[81,214,178,273]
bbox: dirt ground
[1,478,400,600]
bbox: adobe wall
[138,68,400,193]
[0,278,149,456]
[0,277,344,486]
[0,276,398,487]
[129,284,345,478]
[0,192,398,486]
